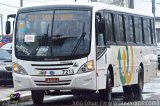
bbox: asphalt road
[0,72,159,106]
[12,72,160,106]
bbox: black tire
[100,70,112,101]
[106,71,112,101]
[132,66,144,96]
[31,90,44,104]
[73,93,81,96]
[123,85,132,96]
[72,90,81,96]
[123,66,144,98]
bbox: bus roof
[19,2,153,17]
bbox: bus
[6,2,157,104]
[155,17,160,69]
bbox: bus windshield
[15,10,91,61]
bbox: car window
[0,49,11,60]
[1,43,12,49]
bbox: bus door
[95,12,108,90]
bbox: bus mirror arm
[7,14,16,20]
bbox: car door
[0,67,7,85]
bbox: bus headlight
[13,63,28,75]
[77,60,95,74]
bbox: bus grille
[34,67,69,70]
[34,80,71,86]
[31,63,73,66]
[31,63,73,71]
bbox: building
[155,17,160,69]
[0,14,3,39]
[91,0,133,8]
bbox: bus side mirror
[5,21,11,34]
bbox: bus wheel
[100,70,112,101]
[123,85,132,96]
[31,90,44,104]
[107,71,112,101]
[132,66,144,96]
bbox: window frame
[104,11,115,44]
[96,10,155,46]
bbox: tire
[72,90,81,96]
[100,70,112,101]
[123,66,144,98]
[123,66,144,100]
[123,85,132,96]
[73,93,81,96]
[106,71,112,101]
[132,66,144,96]
[31,90,44,104]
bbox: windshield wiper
[37,24,50,46]
[71,23,86,56]
[52,34,63,39]
[44,24,49,46]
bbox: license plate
[45,78,59,83]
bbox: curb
[0,93,31,102]
[20,93,31,102]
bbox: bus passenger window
[138,18,143,43]
[104,12,114,43]
[134,17,140,43]
[147,19,152,44]
[129,16,134,42]
[113,14,125,42]
[124,15,130,42]
[119,15,125,42]
[151,19,156,44]
[143,18,150,44]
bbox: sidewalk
[0,86,31,102]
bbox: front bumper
[13,72,96,91]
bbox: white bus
[155,17,160,69]
[6,2,157,104]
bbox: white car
[1,43,12,53]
